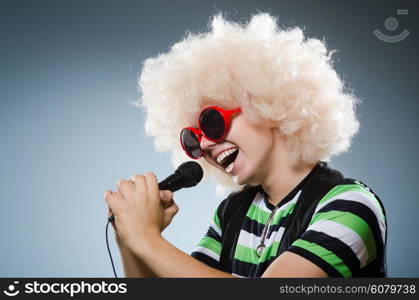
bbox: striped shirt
[191,167,387,278]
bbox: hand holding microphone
[104,162,203,249]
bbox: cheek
[241,130,274,166]
[203,154,222,170]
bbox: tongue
[226,162,234,173]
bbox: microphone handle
[108,173,183,222]
[158,172,183,192]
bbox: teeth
[216,148,238,165]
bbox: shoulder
[287,166,387,277]
[312,175,387,248]
[312,163,386,225]
[314,179,386,225]
[303,179,386,274]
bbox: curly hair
[137,13,360,197]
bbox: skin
[104,108,328,278]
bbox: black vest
[219,162,387,277]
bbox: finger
[161,190,173,201]
[160,190,174,208]
[116,179,134,199]
[161,198,174,209]
[104,190,116,204]
[104,190,122,212]
[107,189,124,199]
[104,190,115,206]
[107,204,116,221]
[159,190,173,201]
[131,174,146,192]
[144,172,160,201]
[165,201,179,218]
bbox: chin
[231,175,240,184]
[232,170,256,186]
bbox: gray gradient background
[1,0,418,277]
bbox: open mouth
[216,148,239,171]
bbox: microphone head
[175,161,203,188]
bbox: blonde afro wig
[137,13,360,197]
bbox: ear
[270,124,287,142]
[266,119,280,129]
[271,126,281,138]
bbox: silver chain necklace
[256,206,278,257]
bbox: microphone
[108,161,203,222]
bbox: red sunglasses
[180,106,242,159]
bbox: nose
[200,135,217,152]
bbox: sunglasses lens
[180,128,202,158]
[199,108,225,140]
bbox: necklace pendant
[256,244,265,257]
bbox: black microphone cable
[106,220,118,278]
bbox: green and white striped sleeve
[287,183,386,278]
[191,200,225,270]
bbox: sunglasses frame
[180,106,242,159]
[180,127,204,159]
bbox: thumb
[159,190,174,208]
